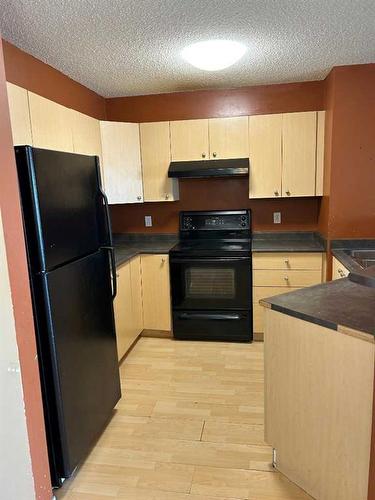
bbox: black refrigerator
[14,146,121,488]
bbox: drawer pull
[284,276,289,282]
[284,259,290,267]
[338,269,345,277]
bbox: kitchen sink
[346,249,375,269]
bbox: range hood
[168,158,249,179]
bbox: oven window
[185,267,235,299]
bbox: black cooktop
[170,239,251,257]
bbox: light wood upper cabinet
[28,92,74,152]
[141,254,171,331]
[208,116,249,159]
[140,121,179,202]
[282,111,317,197]
[249,114,282,198]
[170,119,209,161]
[71,110,102,157]
[71,110,104,181]
[315,110,325,196]
[6,83,33,146]
[100,121,143,204]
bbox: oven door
[170,256,251,310]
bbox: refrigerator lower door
[36,249,121,485]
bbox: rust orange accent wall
[2,39,106,119]
[319,64,375,240]
[0,38,51,498]
[106,80,325,122]
[111,178,320,233]
[323,64,375,239]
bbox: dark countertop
[252,232,325,252]
[113,231,326,266]
[113,233,178,267]
[261,277,375,339]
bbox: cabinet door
[114,261,133,361]
[170,119,209,161]
[315,111,325,196]
[249,114,282,198]
[140,121,179,202]
[6,82,33,146]
[332,257,350,280]
[28,92,74,152]
[282,111,317,197]
[71,110,104,181]
[141,254,171,331]
[208,116,249,159]
[130,256,143,337]
[100,121,143,204]
[71,110,102,156]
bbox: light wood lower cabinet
[252,252,323,334]
[141,254,171,331]
[264,309,374,500]
[332,256,350,280]
[114,256,143,361]
[6,82,33,146]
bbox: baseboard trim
[141,329,173,339]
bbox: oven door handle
[178,312,242,321]
[170,257,250,264]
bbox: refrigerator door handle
[103,246,117,300]
[98,181,113,247]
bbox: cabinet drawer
[253,304,264,333]
[253,252,322,270]
[253,269,322,287]
[253,286,300,303]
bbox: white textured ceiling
[1,0,375,97]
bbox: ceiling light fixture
[181,40,246,71]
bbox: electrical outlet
[144,215,152,227]
[273,212,281,224]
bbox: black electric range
[169,210,253,342]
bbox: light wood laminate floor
[57,338,311,500]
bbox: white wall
[0,210,35,499]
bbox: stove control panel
[181,211,250,231]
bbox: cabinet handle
[137,195,142,201]
[165,193,169,200]
[338,269,345,277]
[274,191,279,196]
[286,191,291,196]
[212,152,217,158]
[284,276,289,282]
[284,259,290,267]
[161,258,166,264]
[202,153,206,158]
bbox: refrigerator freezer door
[15,147,107,272]
[39,250,121,481]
